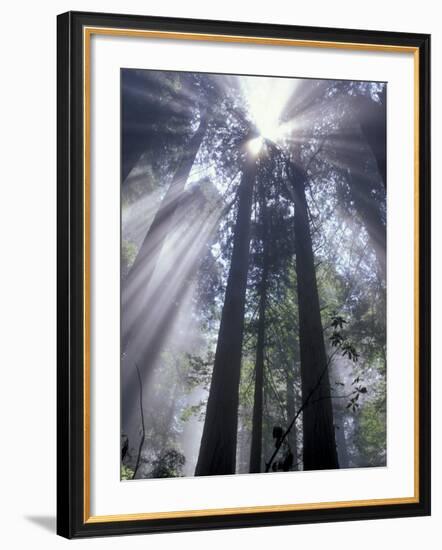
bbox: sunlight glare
[241,76,298,143]
[248,136,264,156]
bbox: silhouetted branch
[310,392,354,404]
[265,354,334,473]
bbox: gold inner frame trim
[83,26,421,524]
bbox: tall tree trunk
[195,153,256,476]
[122,113,209,354]
[334,405,350,469]
[236,417,249,474]
[286,363,298,470]
[249,186,269,474]
[290,161,339,471]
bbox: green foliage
[345,378,368,413]
[183,352,214,391]
[180,401,206,422]
[354,398,386,466]
[120,465,134,480]
[329,313,359,362]
[331,314,347,329]
[121,240,138,278]
[149,449,186,478]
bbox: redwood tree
[290,161,339,471]
[249,183,269,473]
[195,150,257,476]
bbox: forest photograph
[120,68,387,481]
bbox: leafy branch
[265,313,363,472]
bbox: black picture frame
[57,10,431,539]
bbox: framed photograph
[57,11,431,538]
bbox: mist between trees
[119,69,387,480]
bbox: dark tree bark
[122,113,209,354]
[286,363,298,470]
[236,418,250,474]
[195,153,257,476]
[132,364,146,479]
[290,161,339,471]
[249,186,269,474]
[334,405,350,469]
